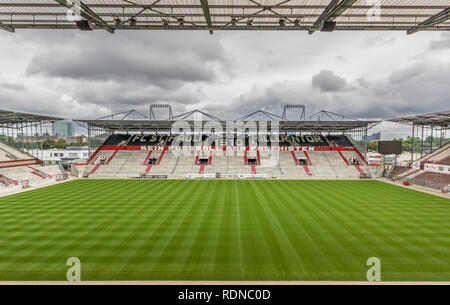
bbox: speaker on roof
[76,20,94,31]
[320,21,336,32]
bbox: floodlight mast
[282,105,306,121]
[149,104,174,121]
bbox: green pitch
[0,179,449,281]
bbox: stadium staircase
[338,150,369,176]
[106,150,118,165]
[27,165,50,179]
[289,151,312,176]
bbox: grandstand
[0,110,67,194]
[71,108,450,189]
[388,111,450,192]
[78,134,376,179]
[390,141,450,191]
[73,106,380,180]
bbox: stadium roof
[0,109,62,124]
[80,119,379,132]
[0,1,449,34]
[388,110,450,127]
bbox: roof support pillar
[309,0,358,34]
[407,7,450,34]
[200,0,213,34]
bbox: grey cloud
[26,31,231,89]
[205,80,325,120]
[0,82,26,91]
[6,31,229,118]
[67,81,204,112]
[388,63,427,84]
[218,62,450,120]
[312,70,351,93]
[1,29,447,135]
[356,78,370,88]
[8,77,206,120]
[0,85,107,119]
[362,35,396,47]
[429,32,450,49]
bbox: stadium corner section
[0,140,68,197]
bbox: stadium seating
[415,143,450,163]
[389,166,410,177]
[0,141,33,161]
[0,164,65,193]
[390,142,450,191]
[406,171,450,191]
[0,140,66,194]
[326,135,354,147]
[78,134,380,180]
[0,150,11,162]
[428,146,450,163]
[439,157,450,165]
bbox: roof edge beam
[200,0,213,34]
[309,0,358,34]
[0,22,14,33]
[407,7,450,35]
[54,0,114,33]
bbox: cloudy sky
[0,29,449,138]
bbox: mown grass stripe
[0,179,448,281]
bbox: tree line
[0,135,87,150]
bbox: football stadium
[0,0,449,287]
[0,107,449,283]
